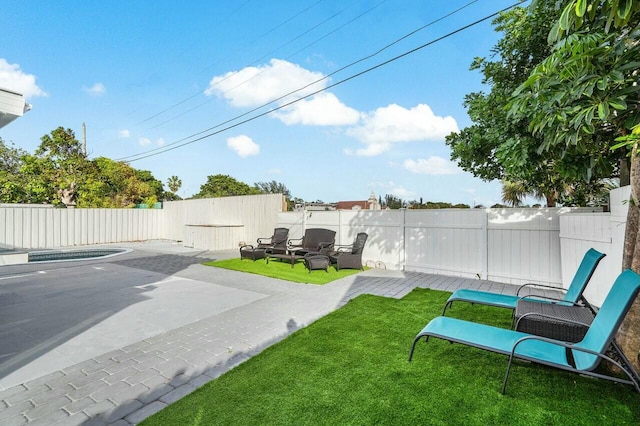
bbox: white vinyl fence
[0,207,163,249]
[278,206,604,287]
[0,188,631,306]
[0,193,284,252]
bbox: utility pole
[82,122,87,156]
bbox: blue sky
[0,0,527,205]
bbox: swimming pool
[28,248,130,263]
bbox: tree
[254,180,291,199]
[446,1,620,206]
[0,138,28,203]
[509,0,640,368]
[167,176,182,194]
[76,157,161,208]
[194,174,261,198]
[383,194,405,209]
[29,127,90,206]
[501,181,527,207]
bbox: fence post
[400,208,406,271]
[481,209,488,280]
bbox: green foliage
[166,175,182,194]
[194,174,261,198]
[0,129,166,207]
[382,194,405,209]
[409,201,470,209]
[76,157,161,208]
[447,1,619,206]
[510,1,640,158]
[254,180,291,199]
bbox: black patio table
[266,248,308,268]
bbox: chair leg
[501,353,516,394]
[442,302,453,316]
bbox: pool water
[28,248,129,263]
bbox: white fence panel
[0,207,164,249]
[404,209,485,278]
[163,194,284,249]
[487,209,562,286]
[559,186,630,306]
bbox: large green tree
[77,157,161,207]
[0,128,165,208]
[194,174,260,198]
[509,0,640,368]
[29,127,90,206]
[446,1,619,206]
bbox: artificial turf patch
[203,257,364,284]
[142,288,640,425]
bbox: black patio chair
[240,227,289,261]
[329,232,368,271]
[287,228,336,256]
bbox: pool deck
[0,241,561,425]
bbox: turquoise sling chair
[409,269,640,394]
[442,248,606,316]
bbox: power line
[145,0,385,131]
[136,0,331,126]
[117,0,479,161]
[120,1,522,163]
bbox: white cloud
[0,59,47,98]
[205,58,326,108]
[268,168,282,175]
[347,104,459,156]
[227,134,260,157]
[403,156,460,175]
[389,185,415,199]
[118,129,130,138]
[83,82,106,96]
[138,137,164,147]
[273,92,360,126]
[374,181,415,200]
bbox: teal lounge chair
[409,269,640,394]
[442,248,605,316]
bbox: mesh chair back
[573,269,640,370]
[563,248,606,304]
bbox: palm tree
[167,176,182,194]
[501,181,527,207]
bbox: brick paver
[0,247,530,425]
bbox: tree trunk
[617,145,640,370]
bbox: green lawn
[203,257,364,284]
[142,288,640,425]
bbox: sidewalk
[0,242,532,425]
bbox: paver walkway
[0,242,557,425]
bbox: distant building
[0,88,31,129]
[293,202,336,211]
[335,191,380,211]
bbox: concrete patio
[0,241,556,425]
